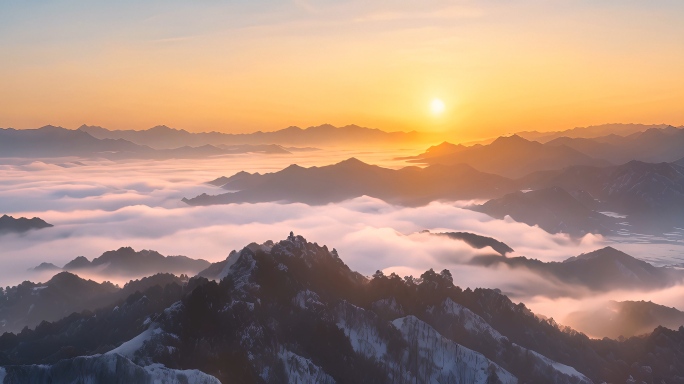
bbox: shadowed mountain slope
[471,161,684,235]
[0,272,183,333]
[471,187,616,236]
[522,161,684,218]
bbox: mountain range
[516,123,682,143]
[409,125,684,178]
[3,234,684,383]
[0,215,52,234]
[465,160,684,235]
[470,187,618,236]
[470,246,684,294]
[183,158,517,206]
[79,124,430,149]
[0,272,184,333]
[0,126,310,160]
[407,134,611,178]
[185,155,684,236]
[522,161,684,223]
[33,247,211,279]
[544,127,684,163]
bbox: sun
[430,98,445,115]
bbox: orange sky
[1,1,683,141]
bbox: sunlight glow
[431,98,445,115]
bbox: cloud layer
[2,153,684,336]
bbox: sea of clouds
[1,151,684,331]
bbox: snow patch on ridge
[442,298,505,340]
[106,326,162,358]
[293,290,323,310]
[278,349,336,384]
[216,249,244,281]
[336,302,388,361]
[144,363,221,384]
[527,349,591,382]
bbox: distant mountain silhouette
[521,161,684,224]
[183,157,517,206]
[396,141,467,160]
[424,230,514,256]
[0,214,53,233]
[79,123,430,149]
[0,125,146,158]
[470,160,684,235]
[566,300,684,339]
[0,125,311,159]
[471,187,616,236]
[470,246,684,293]
[31,262,61,272]
[408,134,610,178]
[516,123,681,143]
[545,127,684,163]
[56,247,210,278]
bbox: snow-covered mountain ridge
[1,233,682,383]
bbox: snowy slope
[1,354,220,384]
[278,349,336,384]
[393,316,518,384]
[439,298,593,384]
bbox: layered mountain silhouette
[33,247,211,278]
[523,161,684,220]
[0,215,53,234]
[183,158,517,206]
[565,300,684,339]
[408,125,684,178]
[0,125,310,159]
[0,272,183,333]
[186,149,684,236]
[407,134,610,178]
[516,123,681,143]
[469,160,684,235]
[471,187,617,236]
[79,123,430,149]
[0,125,141,158]
[4,234,684,383]
[544,127,684,163]
[470,246,684,293]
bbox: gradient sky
[2,0,684,140]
